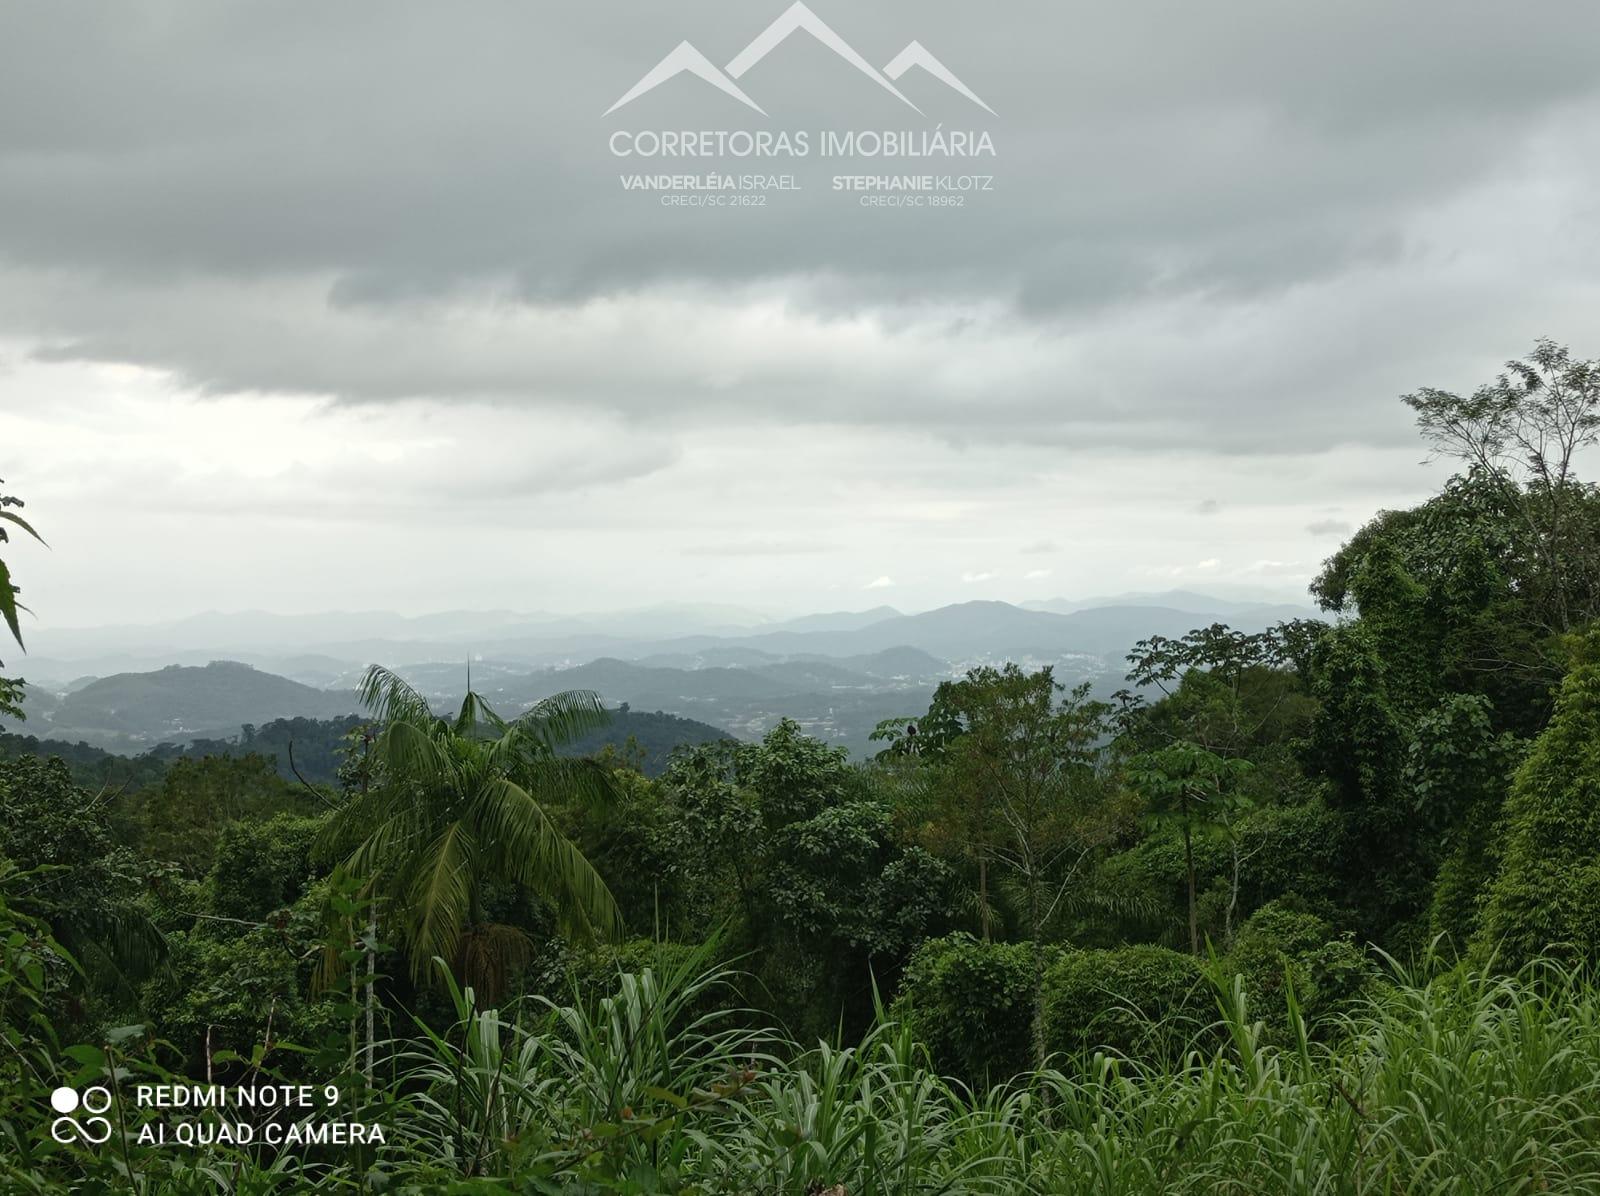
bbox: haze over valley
[10,589,1315,757]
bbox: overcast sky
[3,0,1599,628]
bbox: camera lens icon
[49,1086,113,1144]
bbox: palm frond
[453,687,507,738]
[378,719,451,787]
[476,776,622,942]
[341,806,427,887]
[0,508,45,545]
[404,820,476,980]
[525,755,617,813]
[360,664,435,726]
[0,559,26,650]
[513,689,610,750]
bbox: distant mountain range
[9,592,1321,757]
[1021,589,1313,621]
[624,599,1311,667]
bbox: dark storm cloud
[2,0,1599,452]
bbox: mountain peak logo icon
[604,41,766,117]
[883,40,996,117]
[603,1,994,118]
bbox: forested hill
[557,707,732,775]
[0,707,732,786]
[40,660,361,747]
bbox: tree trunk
[978,853,991,942]
[1027,864,1047,1075]
[1184,818,1198,956]
[364,909,377,1085]
[1225,836,1241,949]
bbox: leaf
[0,559,23,649]
[0,509,45,545]
[642,1086,689,1110]
[63,1043,106,1070]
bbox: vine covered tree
[1475,632,1600,969]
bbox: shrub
[567,938,731,1023]
[1042,944,1209,1064]
[1226,900,1373,1039]
[141,881,344,1072]
[894,932,1052,1087]
[207,812,324,923]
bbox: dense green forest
[5,342,1600,1191]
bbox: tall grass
[389,950,1600,1195]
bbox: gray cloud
[0,1,1598,457]
[1,1,1596,623]
[1307,519,1353,537]
[683,540,833,556]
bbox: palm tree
[320,665,622,997]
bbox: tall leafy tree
[1403,339,1600,636]
[319,666,622,995]
[657,720,954,1040]
[1128,743,1252,955]
[892,665,1129,1069]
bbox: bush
[1042,944,1209,1064]
[566,938,731,1024]
[894,933,1053,1087]
[1226,900,1373,1039]
[141,881,344,1072]
[207,812,324,922]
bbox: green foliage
[1129,741,1253,954]
[142,882,345,1072]
[0,754,163,1013]
[0,729,172,789]
[1407,693,1526,948]
[550,764,688,936]
[397,956,1600,1194]
[1225,900,1373,1041]
[1042,944,1210,1064]
[768,801,952,955]
[559,705,732,776]
[892,665,1130,953]
[652,721,958,1041]
[0,479,44,723]
[1099,796,1353,950]
[1476,633,1600,969]
[566,937,722,1013]
[183,715,369,785]
[116,752,308,877]
[208,812,325,923]
[12,342,1600,1190]
[894,932,1054,1087]
[1402,338,1600,636]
